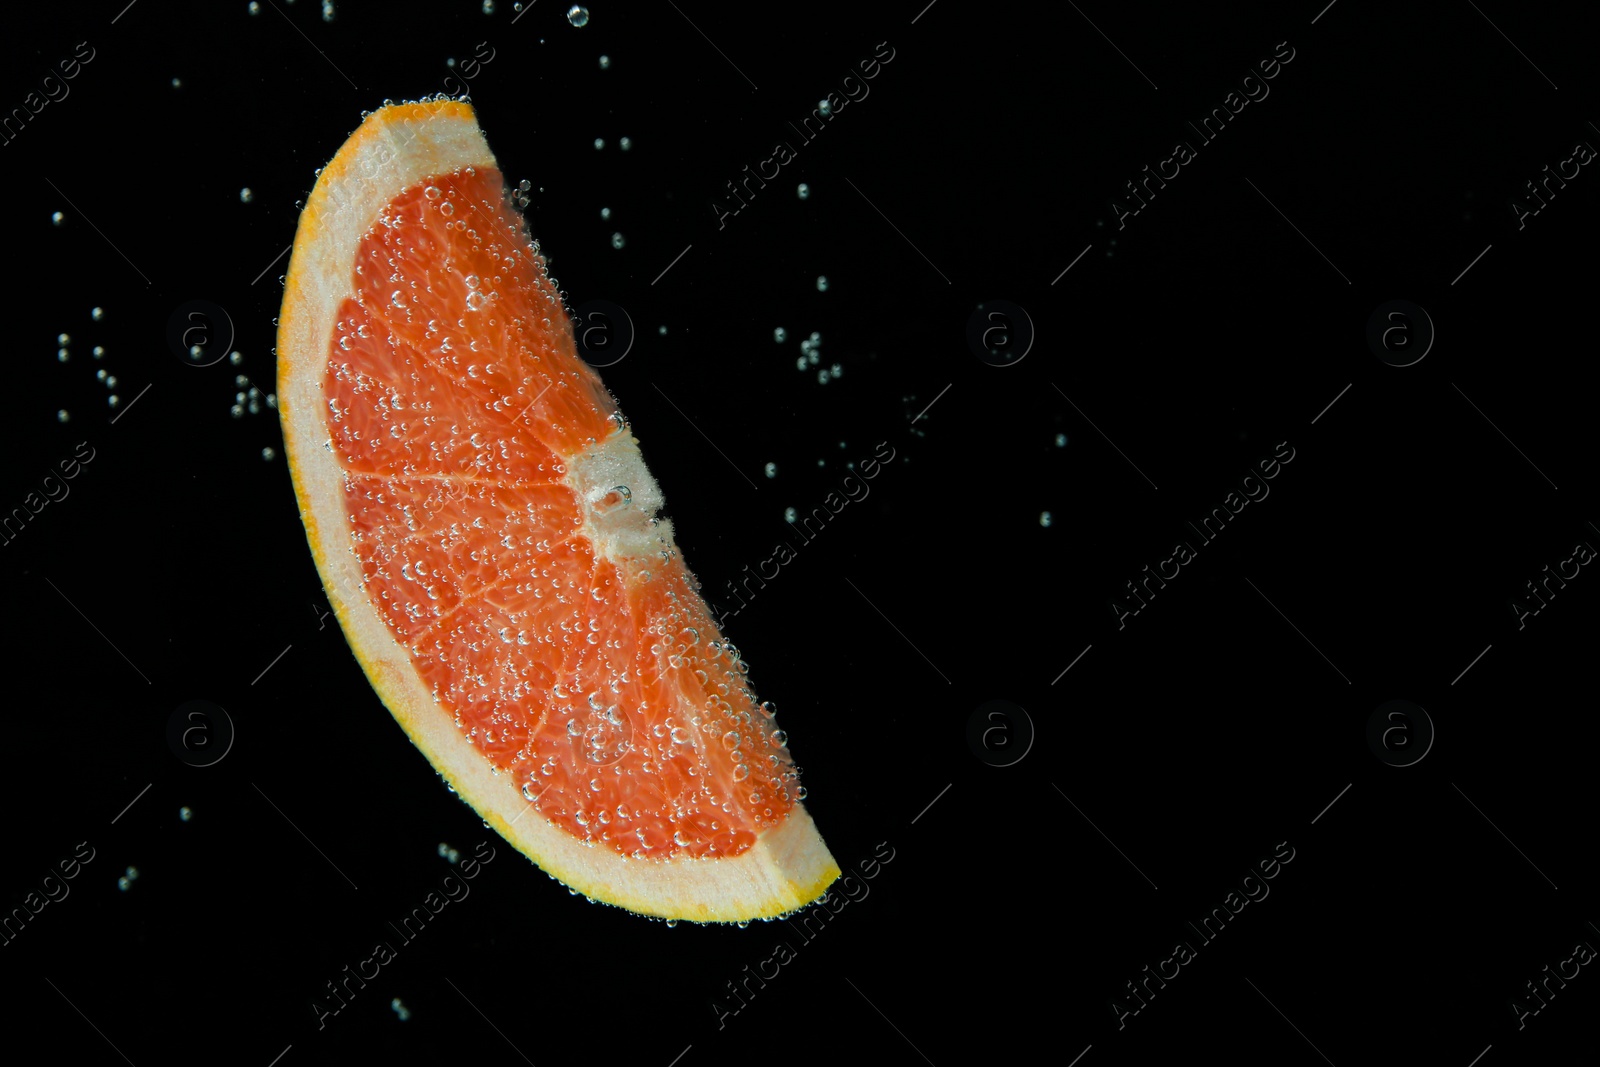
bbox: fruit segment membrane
[322,165,797,859]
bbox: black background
[1,1,1596,1064]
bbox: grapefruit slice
[277,99,839,923]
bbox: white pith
[565,433,676,565]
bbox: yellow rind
[277,99,840,923]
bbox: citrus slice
[277,99,839,923]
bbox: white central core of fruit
[565,433,674,563]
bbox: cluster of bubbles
[116,865,140,892]
[436,841,462,864]
[786,330,842,385]
[224,350,279,459]
[55,312,116,415]
[391,998,412,1021]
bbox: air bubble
[567,4,589,26]
[764,462,777,478]
[797,183,810,199]
[1040,511,1053,527]
[611,232,625,249]
[816,276,829,292]
[598,55,610,69]
[239,187,253,203]
[774,327,786,343]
